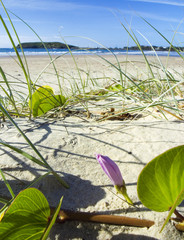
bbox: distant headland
[16,42,79,49]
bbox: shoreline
[0,46,183,58]
[0,52,182,58]
[0,53,183,60]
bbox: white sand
[0,55,184,239]
[1,54,184,96]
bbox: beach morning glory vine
[96,154,133,205]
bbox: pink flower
[96,154,124,186]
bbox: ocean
[0,48,182,57]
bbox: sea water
[0,48,182,57]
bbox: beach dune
[0,54,184,239]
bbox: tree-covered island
[16,42,79,49]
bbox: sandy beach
[0,54,184,239]
[1,54,184,95]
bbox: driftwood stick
[51,208,154,228]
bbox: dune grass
[0,6,184,121]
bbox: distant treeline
[86,46,184,52]
[122,45,184,51]
[17,42,78,49]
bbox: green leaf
[41,197,63,240]
[30,85,66,117]
[0,188,50,240]
[107,84,123,91]
[137,145,184,212]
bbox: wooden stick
[51,208,154,228]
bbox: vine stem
[174,209,184,222]
[50,208,154,228]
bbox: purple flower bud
[96,154,133,205]
[96,154,124,186]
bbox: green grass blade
[0,67,19,114]
[7,9,63,96]
[140,16,184,59]
[0,14,33,118]
[136,30,179,117]
[0,169,15,198]
[0,103,45,162]
[96,54,152,101]
[160,188,184,232]
[120,21,154,78]
[0,198,9,204]
[0,141,46,167]
[0,1,31,73]
[0,103,69,188]
[41,197,63,240]
[25,172,51,189]
[63,35,125,88]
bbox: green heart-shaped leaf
[0,188,50,240]
[137,145,184,212]
[30,85,66,117]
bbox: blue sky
[0,0,184,48]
